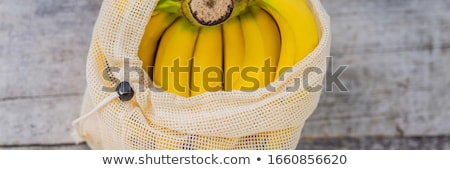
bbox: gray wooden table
[1,0,449,149]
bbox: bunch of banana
[138,0,319,149]
[139,0,319,97]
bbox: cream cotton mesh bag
[72,0,331,150]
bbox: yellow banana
[239,9,279,90]
[153,18,199,98]
[138,12,178,77]
[239,10,263,90]
[288,0,319,62]
[191,26,223,96]
[251,6,281,83]
[259,0,319,66]
[256,3,295,80]
[256,0,318,149]
[223,17,245,91]
[251,4,299,150]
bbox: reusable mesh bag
[72,0,331,150]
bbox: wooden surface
[0,0,449,148]
[297,136,450,150]
[302,0,450,138]
[3,136,450,150]
[0,0,102,146]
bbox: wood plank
[0,0,102,98]
[301,46,450,138]
[0,0,102,145]
[297,136,450,150]
[0,143,90,150]
[300,0,450,138]
[3,136,450,150]
[321,0,450,15]
[320,0,450,55]
[0,95,84,145]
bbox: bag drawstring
[71,92,118,143]
[72,81,134,143]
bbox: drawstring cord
[72,81,135,143]
[71,92,119,143]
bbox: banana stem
[155,0,182,15]
[181,0,249,26]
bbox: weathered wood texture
[0,0,102,145]
[2,136,449,150]
[0,143,90,150]
[297,136,450,150]
[0,0,449,147]
[301,0,450,138]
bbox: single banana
[260,0,319,65]
[288,0,319,62]
[223,17,245,91]
[153,18,199,98]
[257,0,318,149]
[239,10,265,90]
[246,7,287,150]
[191,26,223,96]
[253,3,295,150]
[251,6,281,84]
[239,8,281,90]
[257,1,298,81]
[138,12,178,77]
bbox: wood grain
[301,0,450,138]
[0,0,102,145]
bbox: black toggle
[116,81,134,101]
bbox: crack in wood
[334,43,450,56]
[0,93,84,102]
[297,135,450,150]
[0,142,86,148]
